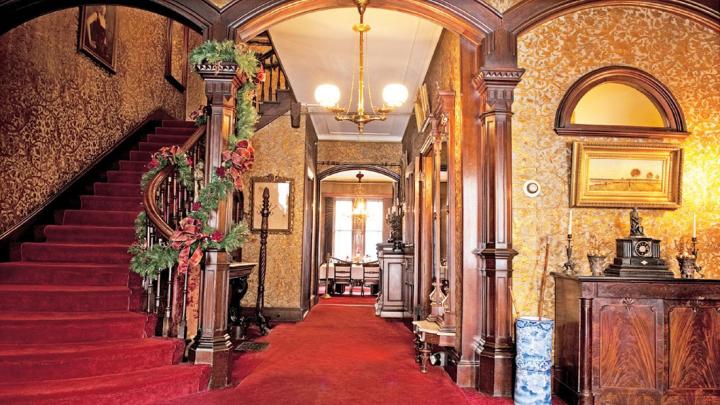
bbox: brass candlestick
[562,234,576,275]
[691,236,703,277]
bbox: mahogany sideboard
[553,273,720,405]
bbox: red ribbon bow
[222,141,255,190]
[170,217,207,274]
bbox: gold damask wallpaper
[512,6,720,319]
[483,0,523,14]
[317,141,402,176]
[241,115,308,309]
[0,7,186,233]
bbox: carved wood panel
[598,391,659,405]
[668,304,720,390]
[597,299,659,390]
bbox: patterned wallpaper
[241,115,308,309]
[0,7,186,233]
[512,6,720,319]
[484,0,523,14]
[317,141,402,176]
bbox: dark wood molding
[317,164,401,182]
[555,65,689,139]
[224,0,501,44]
[472,65,524,397]
[504,0,720,35]
[0,108,174,261]
[0,0,219,36]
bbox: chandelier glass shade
[313,0,409,134]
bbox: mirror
[250,175,294,233]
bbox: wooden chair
[333,262,352,295]
[362,262,380,296]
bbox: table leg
[419,340,431,373]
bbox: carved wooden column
[189,64,242,389]
[473,65,524,396]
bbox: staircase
[0,120,210,404]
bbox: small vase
[515,316,554,405]
[587,255,606,276]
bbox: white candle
[692,213,696,239]
[567,209,573,236]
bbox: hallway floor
[167,296,521,405]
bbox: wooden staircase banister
[143,124,206,239]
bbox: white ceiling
[323,170,395,183]
[269,8,442,143]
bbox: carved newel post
[189,63,243,389]
[474,65,524,396]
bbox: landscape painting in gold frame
[570,142,682,209]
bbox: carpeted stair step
[155,127,196,136]
[62,210,138,227]
[80,195,142,211]
[0,285,129,312]
[0,311,150,345]
[21,242,130,264]
[162,120,195,128]
[137,141,168,152]
[94,182,141,197]
[0,262,129,286]
[0,364,210,405]
[0,338,184,383]
[44,225,136,244]
[146,134,192,144]
[107,170,144,184]
[129,151,152,162]
[119,160,150,172]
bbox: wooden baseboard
[0,108,175,260]
[240,307,304,322]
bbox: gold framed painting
[250,174,294,234]
[78,5,118,73]
[414,83,430,130]
[570,142,683,209]
[164,18,189,92]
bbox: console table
[553,273,720,404]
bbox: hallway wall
[512,5,720,319]
[317,141,402,176]
[0,7,187,234]
[241,114,309,318]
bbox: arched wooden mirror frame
[555,65,689,139]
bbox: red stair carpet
[165,296,566,405]
[0,120,210,404]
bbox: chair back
[362,262,380,282]
[334,262,352,282]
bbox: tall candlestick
[567,210,573,236]
[692,213,696,239]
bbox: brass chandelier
[314,0,409,134]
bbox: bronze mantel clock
[604,208,673,278]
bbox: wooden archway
[0,0,219,35]
[318,164,400,182]
[555,65,689,139]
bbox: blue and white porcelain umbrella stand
[514,316,553,405]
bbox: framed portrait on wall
[570,142,683,209]
[414,83,430,130]
[165,18,189,92]
[250,175,294,234]
[78,5,118,73]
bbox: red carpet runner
[166,296,517,405]
[0,120,210,404]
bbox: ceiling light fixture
[313,0,409,134]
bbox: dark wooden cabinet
[553,274,720,405]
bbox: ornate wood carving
[554,274,720,404]
[472,64,524,397]
[555,66,689,139]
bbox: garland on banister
[129,40,262,279]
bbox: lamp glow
[314,84,341,108]
[382,83,408,108]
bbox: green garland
[129,40,259,279]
